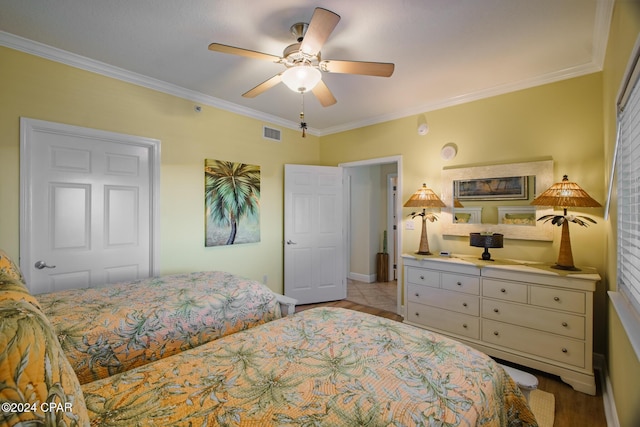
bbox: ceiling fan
[208,7,395,107]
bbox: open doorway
[340,156,402,315]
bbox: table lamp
[404,183,446,255]
[531,175,601,270]
[470,232,503,261]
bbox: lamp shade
[281,65,322,93]
[403,184,446,208]
[470,232,503,261]
[531,175,601,208]
[470,233,504,249]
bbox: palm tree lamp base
[415,218,432,255]
[552,221,581,271]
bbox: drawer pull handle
[457,281,462,286]
[493,308,499,313]
[500,288,506,293]
[561,348,568,353]
[415,293,420,297]
[554,296,560,302]
[462,323,468,328]
[415,313,419,317]
[562,322,568,327]
[493,331,499,336]
[463,302,468,307]
[420,275,425,280]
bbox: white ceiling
[0,0,612,135]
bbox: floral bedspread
[81,307,537,426]
[37,271,281,384]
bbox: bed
[36,271,283,384]
[2,246,536,426]
[81,307,537,426]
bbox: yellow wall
[0,46,320,291]
[602,1,640,426]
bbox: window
[618,72,640,315]
[611,34,640,359]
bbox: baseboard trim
[348,272,376,283]
[593,353,620,427]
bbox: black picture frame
[454,176,528,201]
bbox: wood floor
[296,299,608,427]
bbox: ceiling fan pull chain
[300,93,307,137]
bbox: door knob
[34,260,56,269]
[286,240,297,245]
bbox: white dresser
[403,254,600,395]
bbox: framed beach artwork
[454,176,528,201]
[204,159,260,246]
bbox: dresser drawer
[408,284,479,315]
[482,279,527,303]
[406,267,440,288]
[482,300,585,339]
[408,303,480,339]
[442,273,480,295]
[530,286,585,314]
[482,319,585,368]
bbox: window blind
[618,82,640,315]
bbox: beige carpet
[529,389,555,427]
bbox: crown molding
[318,61,603,136]
[0,31,313,135]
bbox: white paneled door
[20,118,160,294]
[284,164,345,304]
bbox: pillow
[0,299,90,426]
[0,249,25,283]
[0,277,41,306]
[0,269,41,311]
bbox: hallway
[346,279,398,314]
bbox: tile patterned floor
[346,279,398,313]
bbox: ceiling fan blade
[320,60,395,77]
[208,43,281,62]
[242,73,283,98]
[312,80,337,107]
[300,8,340,56]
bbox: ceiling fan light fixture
[281,65,322,93]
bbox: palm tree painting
[205,159,260,246]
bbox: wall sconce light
[404,183,446,255]
[531,175,601,270]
